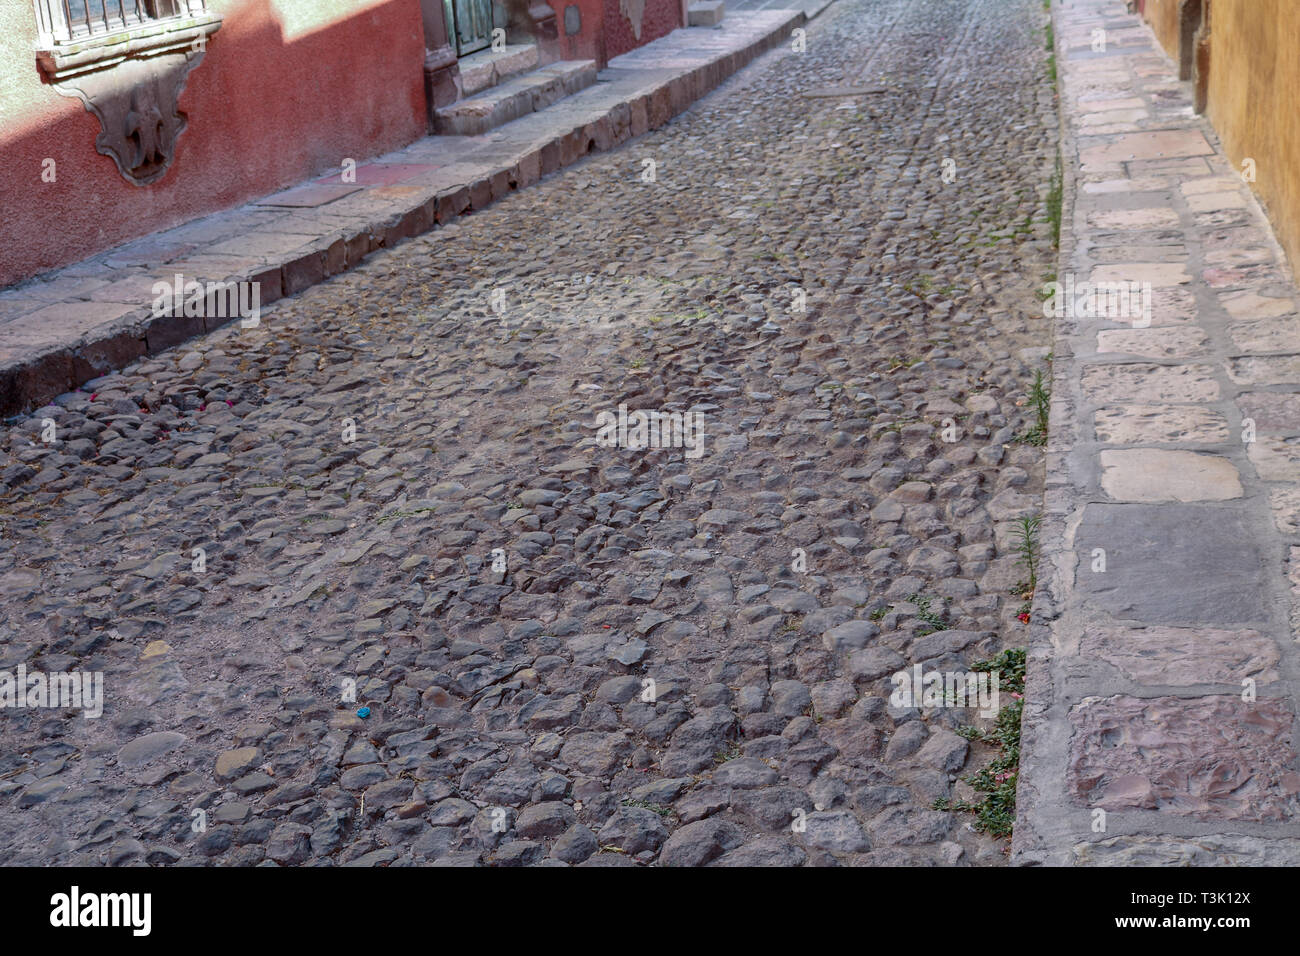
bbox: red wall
[550,0,681,68]
[552,0,608,65]
[602,0,681,60]
[0,0,428,287]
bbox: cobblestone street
[0,0,1061,866]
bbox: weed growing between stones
[933,648,1026,839]
[713,742,742,765]
[376,505,441,524]
[1036,271,1057,303]
[1012,514,1041,591]
[622,799,673,818]
[1044,35,1058,89]
[907,592,948,635]
[1046,153,1063,247]
[1011,514,1042,619]
[1018,368,1051,445]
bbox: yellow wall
[1141,0,1182,57]
[1141,0,1300,277]
[1203,0,1300,278]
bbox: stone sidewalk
[1013,0,1300,864]
[0,9,810,418]
[729,0,835,18]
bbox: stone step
[456,43,540,97]
[435,60,599,136]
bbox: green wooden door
[444,0,495,56]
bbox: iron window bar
[41,0,203,42]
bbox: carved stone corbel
[36,14,222,186]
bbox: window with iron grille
[34,0,207,45]
[32,0,222,186]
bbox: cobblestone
[0,0,1057,866]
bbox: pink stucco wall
[601,0,681,60]
[0,0,428,287]
[551,0,608,65]
[544,0,682,70]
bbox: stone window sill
[36,13,223,83]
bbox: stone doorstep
[457,43,540,97]
[435,61,599,137]
[0,10,804,417]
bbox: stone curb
[0,10,809,418]
[1009,0,1078,867]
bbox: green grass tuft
[1018,368,1051,445]
[1046,153,1063,248]
[933,648,1026,838]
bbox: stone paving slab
[0,10,805,418]
[1068,695,1299,820]
[1012,0,1300,865]
[1072,504,1267,626]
